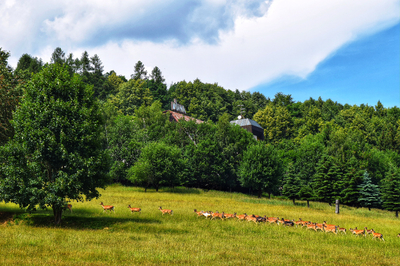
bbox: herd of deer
[68,203,399,240]
[193,209,398,241]
[99,202,173,215]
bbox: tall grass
[1,184,400,265]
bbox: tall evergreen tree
[282,162,302,205]
[358,171,382,211]
[381,164,400,217]
[50,47,66,65]
[313,154,341,205]
[131,61,147,80]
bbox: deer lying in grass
[128,205,141,214]
[159,207,173,215]
[100,202,115,212]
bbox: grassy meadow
[1,184,400,265]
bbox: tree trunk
[53,207,63,225]
[396,211,398,218]
[292,198,295,205]
[268,193,271,199]
[307,200,310,208]
[258,189,262,198]
[368,208,371,211]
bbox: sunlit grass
[1,184,400,265]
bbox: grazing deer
[66,203,72,213]
[128,205,141,214]
[397,233,400,238]
[159,207,173,215]
[100,202,115,212]
[338,227,347,234]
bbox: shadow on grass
[131,186,202,194]
[12,212,162,230]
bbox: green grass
[1,184,400,265]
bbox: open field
[1,184,400,265]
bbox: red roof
[164,110,203,124]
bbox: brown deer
[100,202,115,212]
[159,207,173,215]
[128,205,141,214]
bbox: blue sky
[252,23,400,107]
[1,0,399,108]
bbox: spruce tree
[341,156,363,206]
[282,163,301,205]
[313,154,340,205]
[381,165,400,217]
[358,171,381,211]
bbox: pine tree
[299,184,314,208]
[358,171,381,211]
[313,154,340,205]
[131,61,147,80]
[381,165,400,217]
[282,163,301,205]
[341,156,363,206]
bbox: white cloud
[2,0,399,91]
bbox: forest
[1,47,400,223]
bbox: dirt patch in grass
[0,212,14,225]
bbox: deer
[236,213,247,220]
[371,230,384,241]
[128,205,141,214]
[100,202,115,212]
[364,227,374,235]
[338,227,347,234]
[159,206,173,215]
[194,209,203,217]
[65,203,72,213]
[350,228,365,236]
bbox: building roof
[164,110,204,124]
[230,118,263,129]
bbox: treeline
[1,47,400,217]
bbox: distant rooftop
[230,118,263,129]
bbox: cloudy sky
[1,0,399,107]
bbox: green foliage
[238,143,283,198]
[282,162,302,204]
[108,79,153,116]
[131,60,147,80]
[253,104,293,144]
[0,48,22,145]
[312,154,341,204]
[127,142,183,191]
[0,63,109,224]
[381,164,400,217]
[358,171,382,210]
